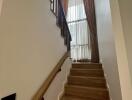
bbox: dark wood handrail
[32,52,70,100]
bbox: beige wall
[0,0,67,99]
[95,0,132,100]
[44,58,72,100]
[110,0,132,99]
[118,0,132,84]
[0,0,3,16]
[95,0,122,100]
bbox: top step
[72,63,102,69]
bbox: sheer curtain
[67,0,91,61]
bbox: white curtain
[67,0,91,61]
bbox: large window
[67,0,91,61]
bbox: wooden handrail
[32,1,71,99]
[32,52,69,100]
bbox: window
[67,0,91,61]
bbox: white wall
[95,0,122,100]
[44,58,72,100]
[118,0,132,84]
[95,0,132,100]
[110,0,132,99]
[0,0,67,99]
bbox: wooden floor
[61,63,110,100]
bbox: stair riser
[62,95,109,100]
[70,69,104,77]
[72,64,102,69]
[65,86,109,100]
[62,96,88,100]
[68,77,106,88]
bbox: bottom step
[62,95,109,100]
[62,96,88,100]
[65,85,109,100]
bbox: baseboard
[102,64,112,100]
[59,90,65,100]
[58,57,72,100]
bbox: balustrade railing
[50,0,71,51]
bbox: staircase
[61,63,110,100]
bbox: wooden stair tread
[71,69,103,71]
[72,63,102,70]
[68,76,106,88]
[62,95,109,100]
[66,84,108,91]
[62,95,90,100]
[72,62,102,65]
[70,69,104,77]
[65,85,109,100]
[68,75,105,79]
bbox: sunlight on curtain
[67,0,91,61]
